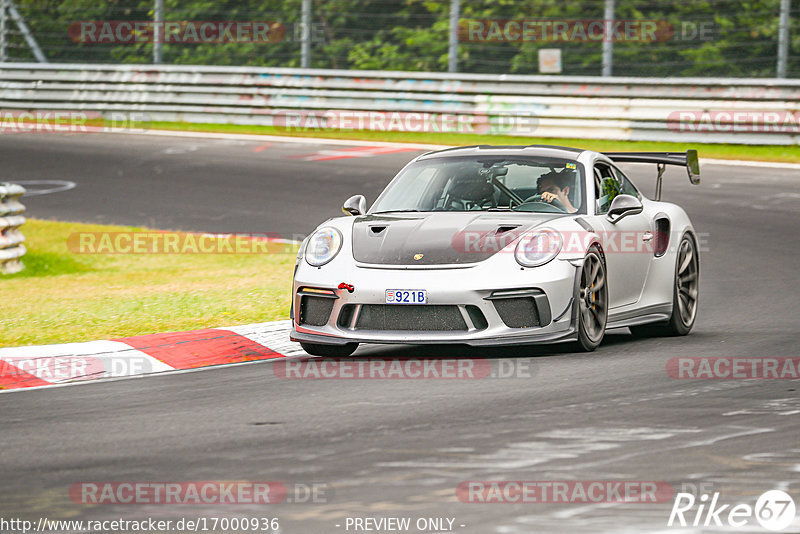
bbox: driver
[536,169,577,213]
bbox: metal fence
[1,63,798,144]
[0,182,26,274]
[0,0,797,79]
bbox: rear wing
[604,149,700,201]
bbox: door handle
[642,231,653,242]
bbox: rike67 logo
[668,490,796,531]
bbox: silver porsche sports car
[291,145,700,356]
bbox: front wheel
[630,233,699,337]
[300,342,358,357]
[575,247,608,352]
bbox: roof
[416,144,587,161]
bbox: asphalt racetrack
[1,132,799,533]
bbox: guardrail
[0,183,26,274]
[1,63,798,145]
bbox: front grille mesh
[353,305,467,331]
[493,297,541,328]
[299,296,335,326]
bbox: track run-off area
[1,131,799,533]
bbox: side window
[594,163,618,214]
[612,166,641,199]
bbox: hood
[351,212,560,265]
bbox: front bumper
[291,258,581,347]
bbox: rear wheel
[300,342,358,357]
[630,233,699,337]
[575,247,608,352]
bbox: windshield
[370,156,586,214]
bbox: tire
[300,342,358,357]
[575,247,608,352]
[630,233,699,338]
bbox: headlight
[515,228,562,267]
[305,227,342,267]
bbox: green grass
[1,219,296,347]
[139,120,800,163]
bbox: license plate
[385,289,427,304]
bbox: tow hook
[338,283,355,293]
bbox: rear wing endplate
[604,149,700,201]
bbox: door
[589,161,653,308]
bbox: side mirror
[606,194,643,223]
[342,194,367,216]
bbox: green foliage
[7,0,799,77]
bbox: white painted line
[13,180,77,196]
